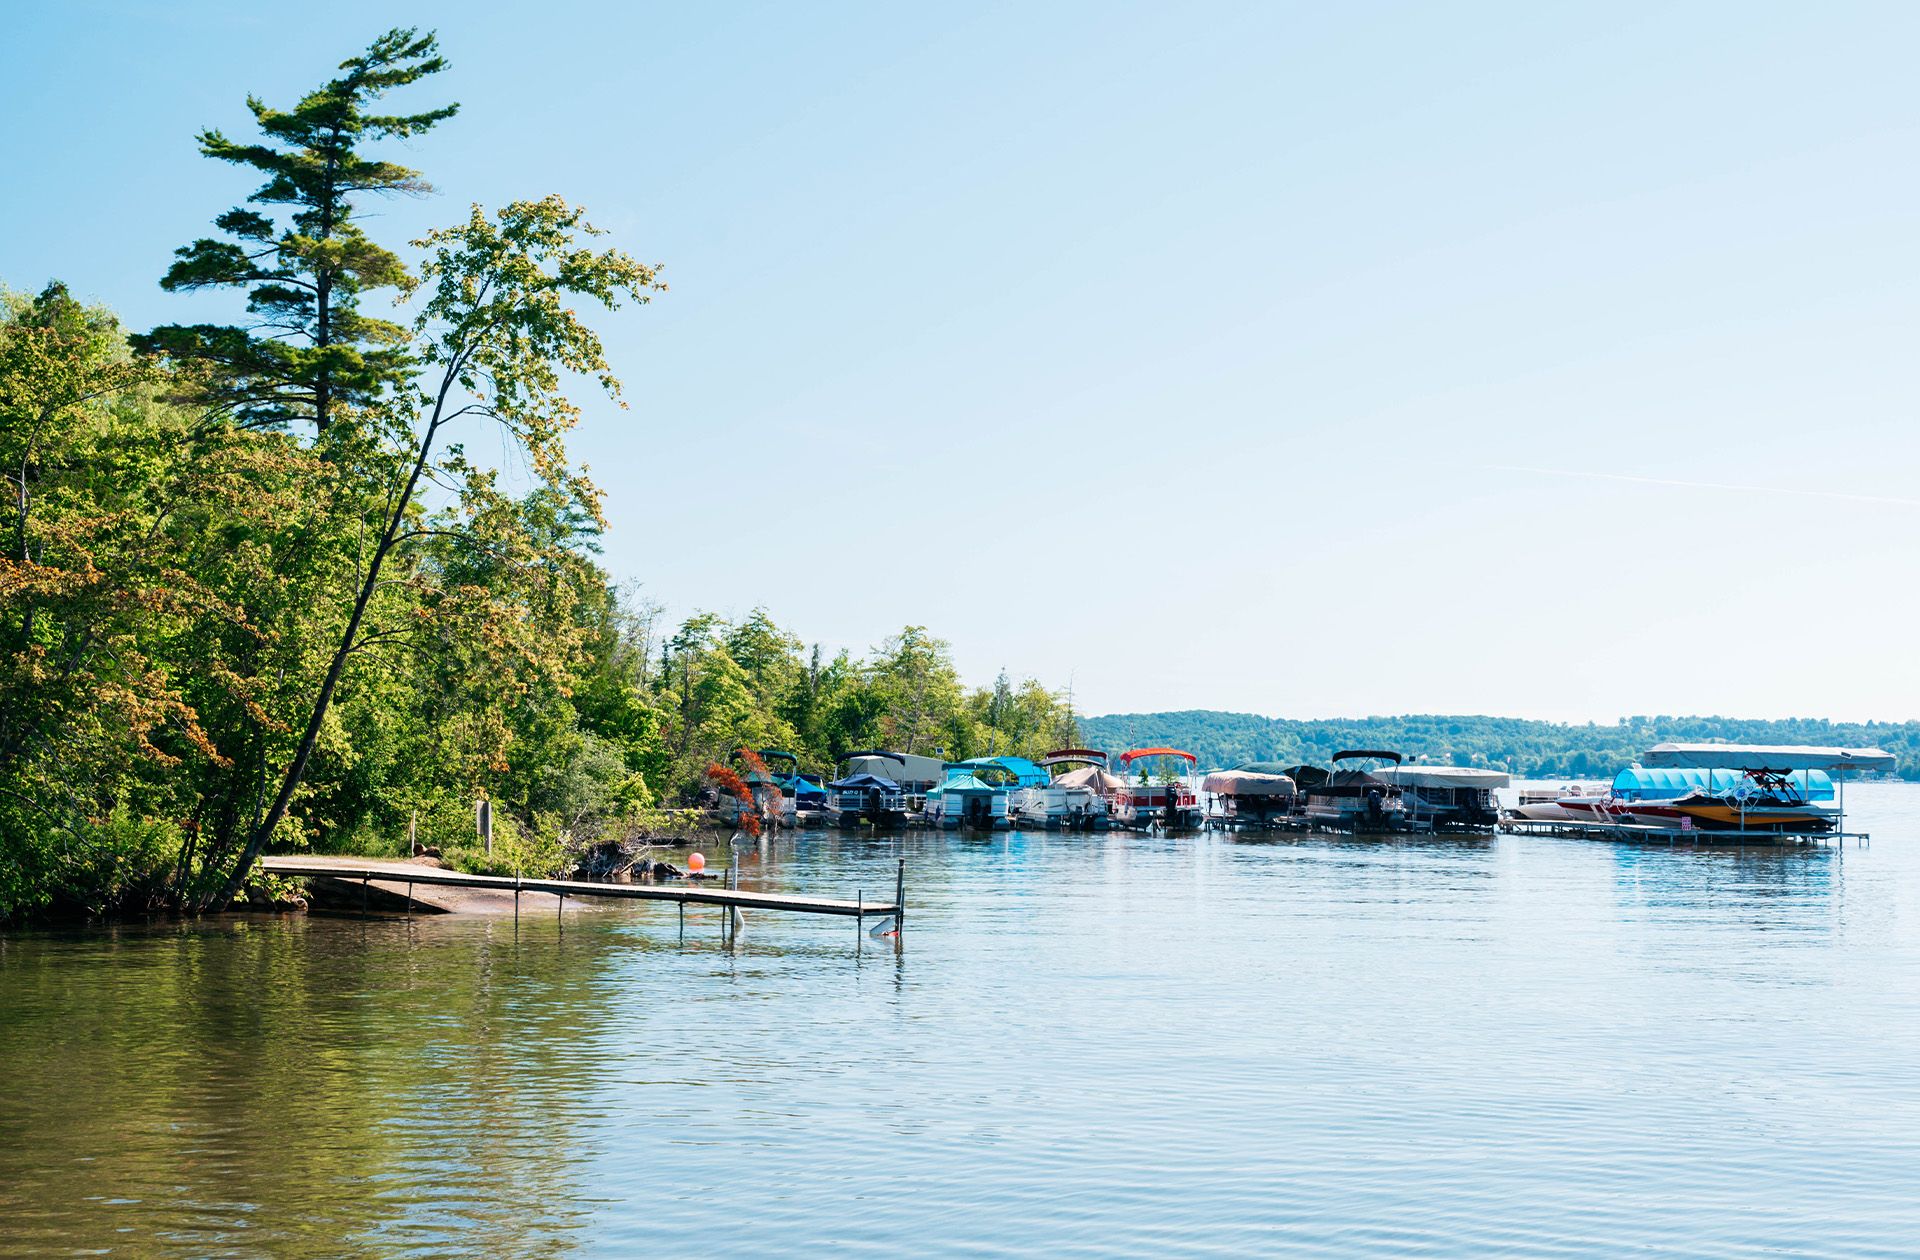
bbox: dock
[259,855,905,924]
[1498,819,1867,846]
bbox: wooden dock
[260,856,904,921]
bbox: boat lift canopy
[1373,765,1511,789]
[1201,768,1297,797]
[1614,766,1834,801]
[1039,748,1109,769]
[1641,743,1895,775]
[955,756,1048,787]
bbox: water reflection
[4,787,1920,1256]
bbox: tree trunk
[209,375,453,910]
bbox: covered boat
[1287,750,1411,832]
[998,752,1121,833]
[1557,765,1840,832]
[1200,762,1298,828]
[841,750,946,815]
[824,768,909,829]
[922,769,1011,831]
[1371,764,1509,831]
[1114,747,1203,831]
[1641,743,1892,836]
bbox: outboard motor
[1365,786,1385,822]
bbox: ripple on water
[4,786,1920,1256]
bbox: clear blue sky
[6,2,1917,722]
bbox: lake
[5,785,1920,1257]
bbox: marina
[691,741,1900,848]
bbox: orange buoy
[687,851,705,873]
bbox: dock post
[857,890,863,946]
[678,898,684,941]
[361,874,369,915]
[729,855,743,936]
[895,858,906,931]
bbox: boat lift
[1503,742,1895,846]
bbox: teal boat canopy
[929,772,1001,795]
[955,757,1048,787]
[1611,766,1835,801]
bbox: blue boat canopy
[956,756,1047,787]
[1611,766,1835,801]
[827,773,901,791]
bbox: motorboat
[1286,750,1411,832]
[1508,781,1609,822]
[1018,749,1117,831]
[1113,748,1203,831]
[1558,766,1839,832]
[1200,762,1298,828]
[825,750,915,829]
[840,749,946,816]
[922,767,1011,831]
[1371,764,1509,831]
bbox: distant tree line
[1079,711,1920,780]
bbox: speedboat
[1509,781,1609,822]
[1557,766,1839,832]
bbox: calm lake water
[5,786,1920,1257]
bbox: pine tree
[135,28,456,432]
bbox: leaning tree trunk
[209,377,454,910]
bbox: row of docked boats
[720,746,1512,834]
[717,741,1896,838]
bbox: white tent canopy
[1641,743,1896,775]
[1372,766,1511,789]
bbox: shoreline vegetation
[0,27,1080,924]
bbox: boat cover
[827,773,902,791]
[1372,766,1511,789]
[1051,765,1127,794]
[1201,769,1297,797]
[1641,743,1895,774]
[929,773,1000,795]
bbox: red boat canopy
[1118,747,1197,765]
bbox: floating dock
[1498,819,1866,846]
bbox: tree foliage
[134,27,456,431]
[0,28,1079,923]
